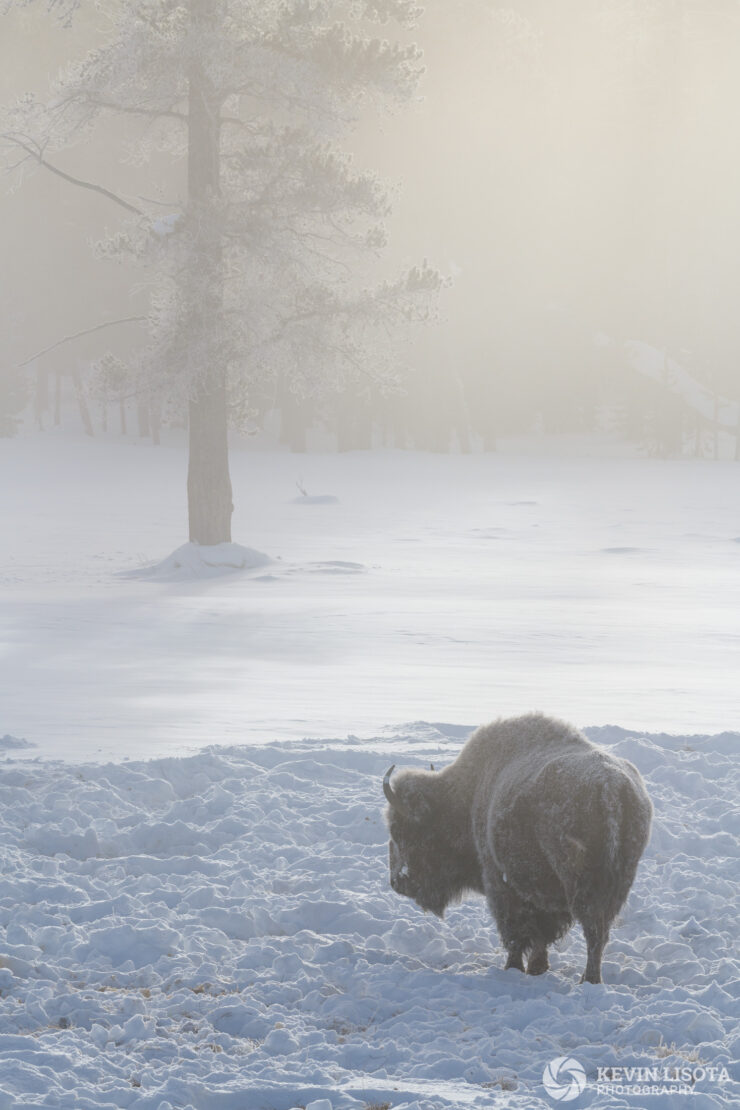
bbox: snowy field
[2,433,740,761]
[1,432,738,1108]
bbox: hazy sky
[3,1,740,434]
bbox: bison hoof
[504,954,525,972]
[580,971,602,984]
[527,952,549,975]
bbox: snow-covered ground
[0,431,738,1108]
[2,432,740,761]
[0,725,737,1109]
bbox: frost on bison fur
[383,713,652,984]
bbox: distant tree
[2,0,441,543]
[0,364,27,436]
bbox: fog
[1,17,739,1099]
[2,1,740,453]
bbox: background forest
[2,0,740,462]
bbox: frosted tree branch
[1,132,145,215]
[19,317,148,368]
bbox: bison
[383,712,652,983]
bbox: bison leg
[504,949,525,972]
[490,884,529,973]
[580,919,609,984]
[489,879,569,975]
[526,943,549,975]
[526,908,571,974]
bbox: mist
[1,6,739,1107]
[2,1,740,453]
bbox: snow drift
[0,724,736,1109]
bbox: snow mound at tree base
[129,542,272,580]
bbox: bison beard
[383,712,652,984]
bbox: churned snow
[0,725,737,1108]
[0,431,738,1107]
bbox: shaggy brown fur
[384,712,652,983]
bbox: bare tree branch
[20,316,147,367]
[2,133,144,216]
[71,97,188,123]
[72,96,250,132]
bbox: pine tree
[3,0,441,544]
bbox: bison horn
[383,764,397,806]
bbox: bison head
[382,764,455,918]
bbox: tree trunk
[34,366,48,430]
[184,0,233,544]
[136,399,151,438]
[150,399,162,446]
[188,384,233,544]
[354,401,372,451]
[336,390,356,452]
[54,371,62,426]
[713,390,719,461]
[72,370,94,436]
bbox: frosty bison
[383,713,652,983]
